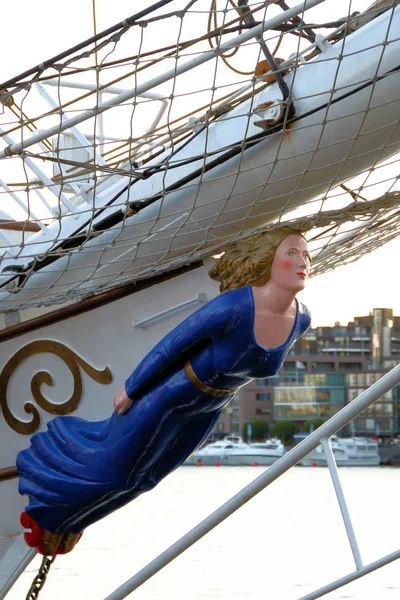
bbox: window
[256,408,271,415]
[312,362,335,371]
[304,373,326,386]
[348,374,357,386]
[318,405,332,417]
[374,403,393,416]
[255,393,270,401]
[275,405,317,419]
[358,373,366,385]
[316,389,330,403]
[275,389,315,404]
[348,389,358,402]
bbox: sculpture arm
[125,292,235,400]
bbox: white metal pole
[0,128,77,213]
[43,79,169,174]
[43,77,169,100]
[0,177,45,229]
[0,228,15,246]
[35,83,107,167]
[0,0,325,160]
[104,363,400,600]
[298,547,400,600]
[321,438,363,570]
[32,187,55,217]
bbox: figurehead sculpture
[17,227,311,555]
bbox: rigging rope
[0,0,177,90]
[0,0,399,311]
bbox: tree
[242,419,269,442]
[270,420,296,442]
[303,418,325,433]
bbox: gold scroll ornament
[0,340,113,435]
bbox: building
[213,307,400,439]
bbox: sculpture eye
[288,250,296,257]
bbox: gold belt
[184,361,237,398]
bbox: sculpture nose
[298,254,308,268]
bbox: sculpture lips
[296,272,306,278]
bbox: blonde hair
[209,227,306,293]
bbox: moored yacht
[185,437,285,466]
[299,436,380,466]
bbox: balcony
[321,347,370,354]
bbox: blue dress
[17,286,310,534]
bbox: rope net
[0,0,399,312]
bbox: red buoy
[214,461,221,467]
[253,461,260,466]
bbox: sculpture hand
[113,385,134,415]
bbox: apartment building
[215,308,400,438]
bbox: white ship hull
[0,260,219,599]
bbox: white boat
[1,0,399,596]
[299,436,381,466]
[232,439,286,465]
[185,436,285,466]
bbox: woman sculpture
[17,227,311,555]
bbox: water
[8,466,400,600]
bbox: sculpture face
[270,234,310,293]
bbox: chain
[25,555,56,600]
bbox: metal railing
[104,363,400,600]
